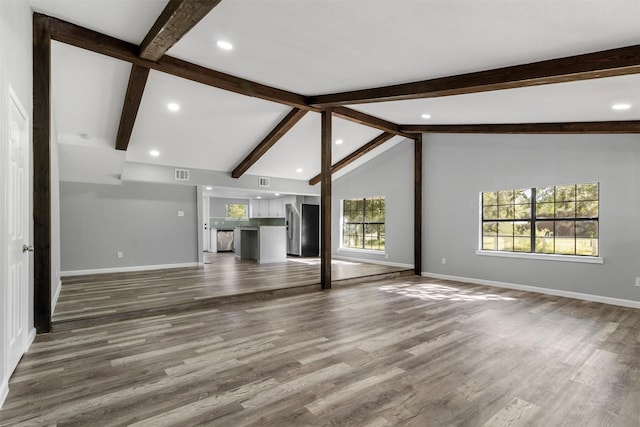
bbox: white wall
[0,0,33,408]
[332,140,415,267]
[423,133,640,305]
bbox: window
[342,196,385,251]
[481,183,599,256]
[225,203,247,219]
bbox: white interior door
[6,89,29,374]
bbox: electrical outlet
[441,258,446,265]
[635,277,640,287]
[117,251,123,258]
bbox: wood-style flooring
[53,253,412,330]
[3,275,639,426]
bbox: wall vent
[175,168,190,181]
[258,177,270,187]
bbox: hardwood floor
[3,275,639,426]
[53,253,412,330]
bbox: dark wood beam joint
[115,65,150,151]
[44,14,410,137]
[232,108,307,178]
[46,14,310,109]
[308,132,395,185]
[332,107,411,138]
[140,0,222,61]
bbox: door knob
[22,244,34,253]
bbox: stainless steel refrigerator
[286,203,319,257]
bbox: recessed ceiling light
[256,196,262,199]
[149,150,160,157]
[421,113,432,119]
[296,168,303,173]
[205,186,212,190]
[335,139,343,145]
[274,193,280,196]
[612,103,631,110]
[217,40,233,51]
[167,102,180,112]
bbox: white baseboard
[51,280,62,312]
[61,262,200,277]
[0,378,8,410]
[334,255,413,269]
[422,272,640,309]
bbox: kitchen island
[234,226,287,264]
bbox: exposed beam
[309,132,395,185]
[115,65,150,150]
[44,14,309,109]
[414,134,422,276]
[308,44,640,106]
[140,0,222,61]
[33,14,52,333]
[321,109,332,290]
[399,121,640,134]
[42,14,409,138]
[232,108,307,178]
[332,107,410,137]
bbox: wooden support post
[33,14,52,333]
[321,109,332,289]
[414,134,422,276]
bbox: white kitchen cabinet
[250,199,267,218]
[250,197,296,218]
[268,199,284,217]
[249,200,259,218]
[259,199,269,216]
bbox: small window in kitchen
[226,203,247,219]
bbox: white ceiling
[33,0,640,191]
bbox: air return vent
[175,168,190,181]
[258,177,270,187]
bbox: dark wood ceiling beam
[232,108,308,178]
[332,107,410,137]
[400,121,640,134]
[308,44,640,106]
[309,132,396,185]
[43,13,409,145]
[44,14,310,109]
[140,0,221,61]
[115,65,150,150]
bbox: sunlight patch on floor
[379,282,517,302]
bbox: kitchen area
[205,192,320,264]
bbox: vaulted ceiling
[31,0,640,190]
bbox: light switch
[178,210,184,217]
